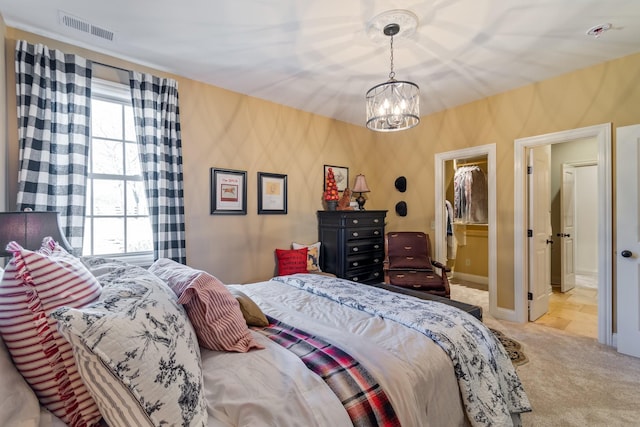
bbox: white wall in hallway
[575,165,598,276]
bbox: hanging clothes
[453,165,488,224]
[445,200,457,261]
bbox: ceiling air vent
[58,11,114,42]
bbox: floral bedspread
[273,274,532,427]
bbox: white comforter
[205,279,468,427]
[8,273,527,427]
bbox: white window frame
[84,78,153,267]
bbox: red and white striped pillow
[149,258,263,352]
[0,237,102,427]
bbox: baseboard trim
[451,272,488,285]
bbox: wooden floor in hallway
[450,274,599,339]
[534,284,598,339]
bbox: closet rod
[454,158,487,168]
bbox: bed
[0,240,531,427]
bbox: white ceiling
[1,0,639,127]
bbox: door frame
[435,144,505,319]
[514,123,612,345]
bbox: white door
[560,164,576,292]
[616,124,640,358]
[528,145,552,321]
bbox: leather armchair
[383,232,451,298]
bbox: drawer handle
[374,230,379,235]
[352,277,359,281]
[373,272,380,277]
[374,219,379,223]
[352,247,359,252]
[352,262,359,267]
[374,244,380,249]
[352,232,359,237]
[352,219,359,224]
[406,256,414,260]
[396,274,405,278]
[373,258,379,263]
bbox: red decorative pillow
[275,247,308,275]
[148,258,263,352]
[0,237,102,427]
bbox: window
[82,79,153,262]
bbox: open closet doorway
[435,144,504,319]
[514,124,612,345]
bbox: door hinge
[527,229,533,237]
[528,292,533,301]
[527,166,533,174]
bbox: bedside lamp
[352,174,371,211]
[0,211,73,257]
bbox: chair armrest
[431,260,451,273]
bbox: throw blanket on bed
[256,316,401,427]
[273,274,532,427]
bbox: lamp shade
[352,174,371,193]
[0,211,73,257]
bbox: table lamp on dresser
[352,174,371,211]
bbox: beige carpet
[449,284,640,427]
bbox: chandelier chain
[388,35,395,80]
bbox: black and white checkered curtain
[15,40,92,253]
[129,71,186,263]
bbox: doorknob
[546,239,554,244]
[621,250,633,258]
[556,233,571,237]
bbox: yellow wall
[453,224,489,278]
[3,26,640,314]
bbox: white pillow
[0,335,43,427]
[292,241,322,272]
[52,259,208,427]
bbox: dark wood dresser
[317,210,387,284]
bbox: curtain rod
[92,60,130,73]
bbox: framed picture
[210,168,247,215]
[324,165,349,192]
[258,172,287,214]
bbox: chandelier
[366,19,420,132]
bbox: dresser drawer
[343,215,384,228]
[346,240,383,254]
[346,252,383,270]
[317,211,386,228]
[345,227,383,240]
[345,267,383,284]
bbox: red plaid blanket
[256,316,400,427]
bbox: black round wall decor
[394,176,407,192]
